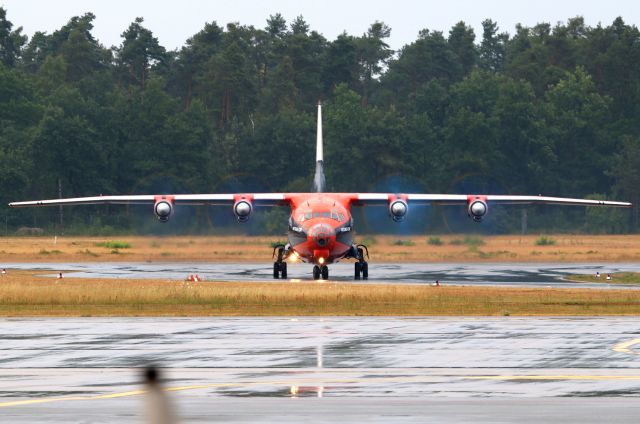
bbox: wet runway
[1,317,640,423]
[4,261,640,288]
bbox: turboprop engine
[154,200,173,222]
[233,199,253,222]
[467,198,488,222]
[389,199,408,222]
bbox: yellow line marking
[92,389,147,399]
[0,390,148,407]
[4,373,640,408]
[613,338,640,355]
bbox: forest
[1,8,639,235]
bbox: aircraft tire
[321,265,329,280]
[362,262,368,280]
[313,265,321,280]
[354,262,361,280]
[281,262,287,279]
[273,262,280,279]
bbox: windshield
[299,210,343,221]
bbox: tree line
[1,8,639,235]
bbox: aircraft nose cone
[309,224,335,248]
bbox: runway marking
[4,374,640,408]
[0,390,146,408]
[0,377,427,407]
[466,375,640,381]
[613,338,640,355]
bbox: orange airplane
[9,103,631,280]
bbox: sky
[1,0,639,51]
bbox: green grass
[450,236,485,247]
[77,249,99,257]
[38,249,62,255]
[476,250,514,259]
[535,235,556,246]
[392,239,415,246]
[95,240,132,249]
[427,236,443,246]
[359,236,377,246]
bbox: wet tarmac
[1,317,640,423]
[4,261,640,288]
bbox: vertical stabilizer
[313,101,326,192]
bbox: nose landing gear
[273,261,287,279]
[313,265,329,280]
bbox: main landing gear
[312,265,329,280]
[272,244,288,279]
[354,244,369,280]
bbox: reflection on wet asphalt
[1,317,640,422]
[5,262,640,288]
[5,317,638,371]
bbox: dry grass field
[1,271,640,316]
[0,234,639,263]
[2,235,638,316]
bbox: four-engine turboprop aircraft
[9,103,632,280]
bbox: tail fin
[313,101,326,193]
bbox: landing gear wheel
[353,246,369,280]
[313,265,321,280]
[321,265,329,280]
[273,245,287,279]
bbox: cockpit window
[304,211,344,220]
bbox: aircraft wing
[8,193,288,208]
[354,193,631,207]
[10,193,631,208]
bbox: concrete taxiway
[4,262,640,288]
[1,317,640,423]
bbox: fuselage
[286,194,354,264]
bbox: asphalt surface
[1,317,640,423]
[4,261,640,288]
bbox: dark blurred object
[143,366,176,424]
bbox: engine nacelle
[154,200,173,222]
[468,199,488,222]
[233,200,253,222]
[389,199,408,222]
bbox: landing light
[318,257,325,264]
[289,251,300,262]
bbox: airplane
[9,103,632,280]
